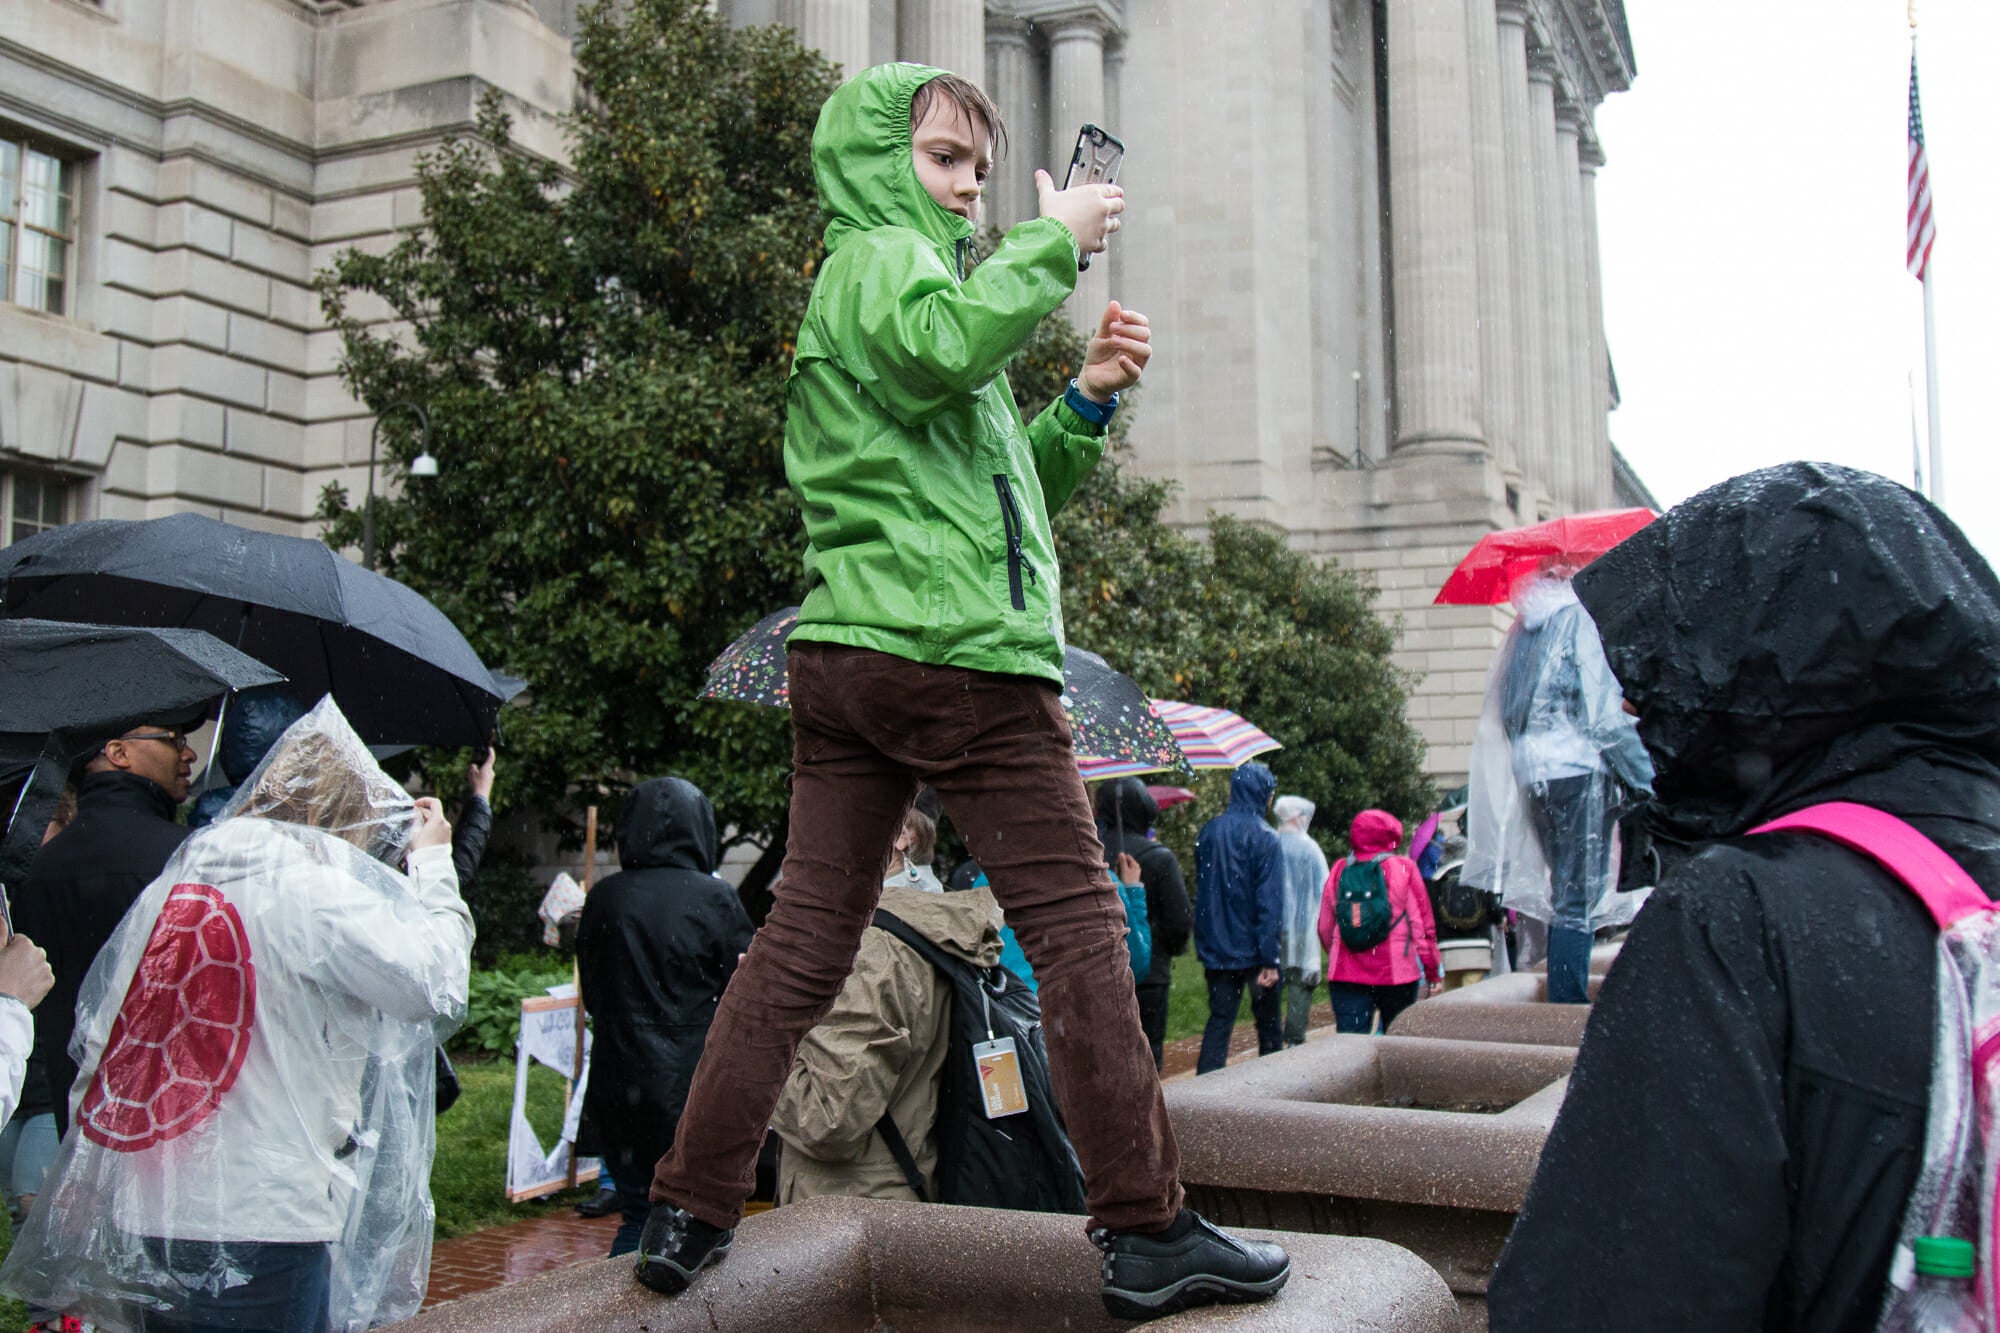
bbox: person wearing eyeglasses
[12,720,197,1137]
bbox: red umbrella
[1147,785,1196,812]
[1434,509,1657,606]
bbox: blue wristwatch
[1064,379,1118,429]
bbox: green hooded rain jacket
[786,62,1107,685]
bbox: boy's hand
[1078,301,1151,401]
[1035,169,1123,256]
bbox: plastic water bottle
[1907,1236,1980,1332]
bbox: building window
[0,140,78,316]
[2,470,68,546]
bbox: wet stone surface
[394,1195,1461,1331]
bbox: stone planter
[1164,1034,1575,1331]
[393,1194,1460,1332]
[1388,972,1602,1047]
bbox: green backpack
[1334,854,1401,952]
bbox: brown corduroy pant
[652,642,1183,1234]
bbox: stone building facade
[0,0,1647,781]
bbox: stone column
[1555,103,1591,511]
[1463,0,1517,485]
[1579,138,1612,507]
[984,13,1036,230]
[1386,0,1485,452]
[1495,1,1547,508]
[899,0,984,79]
[1527,55,1573,504]
[1102,38,1125,295]
[777,0,870,80]
[1044,8,1111,327]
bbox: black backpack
[870,909,1087,1213]
[1428,864,1495,935]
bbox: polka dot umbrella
[701,608,1188,776]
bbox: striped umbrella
[1149,700,1282,770]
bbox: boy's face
[911,100,992,227]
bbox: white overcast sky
[1594,2,1999,558]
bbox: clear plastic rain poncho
[0,696,474,1332]
[1462,572,1654,930]
[1272,796,1328,983]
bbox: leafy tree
[317,0,836,845]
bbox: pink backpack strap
[1749,801,1994,930]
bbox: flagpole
[1909,371,1925,495]
[1922,259,1943,507]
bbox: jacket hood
[1228,762,1276,816]
[1573,462,2000,843]
[218,686,306,784]
[1095,777,1160,837]
[1273,795,1315,835]
[1349,809,1403,857]
[812,62,975,259]
[879,881,1003,966]
[615,777,719,875]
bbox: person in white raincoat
[0,696,474,1333]
[1463,569,1653,1005]
[1271,797,1328,1047]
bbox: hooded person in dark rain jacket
[1488,462,2000,1332]
[577,778,753,1257]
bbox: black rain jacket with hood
[576,778,754,1169]
[1096,778,1193,987]
[1489,463,2000,1332]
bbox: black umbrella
[0,513,513,747]
[0,618,285,915]
[700,607,1187,774]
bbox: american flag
[1907,51,1936,282]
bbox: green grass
[432,1055,601,1239]
[1162,949,1327,1043]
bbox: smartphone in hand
[1062,123,1125,272]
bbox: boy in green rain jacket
[640,64,1289,1321]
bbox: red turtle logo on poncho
[78,882,256,1152]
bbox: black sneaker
[632,1204,733,1295]
[1093,1209,1290,1320]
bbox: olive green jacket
[786,62,1107,684]
[771,884,1004,1204]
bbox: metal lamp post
[363,400,432,571]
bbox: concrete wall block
[301,420,349,470]
[94,288,155,342]
[95,492,152,521]
[103,237,169,297]
[1425,648,1501,674]
[311,193,397,245]
[149,444,266,511]
[157,202,235,259]
[226,314,308,372]
[390,186,426,231]
[150,346,267,410]
[304,330,347,377]
[154,297,231,353]
[116,340,151,391]
[102,440,151,495]
[100,191,157,249]
[272,194,312,243]
[268,369,308,420]
[270,280,318,332]
[0,307,120,383]
[183,253,272,318]
[223,407,304,466]
[1449,626,1504,649]
[147,394,226,450]
[260,465,308,519]
[304,374,362,424]
[102,148,162,204]
[168,158,276,230]
[231,223,311,285]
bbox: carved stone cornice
[984,10,1032,47]
[1005,0,1123,40]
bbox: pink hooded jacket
[1318,810,1442,986]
